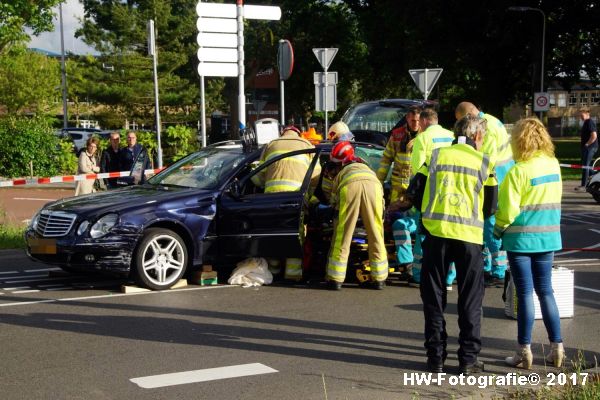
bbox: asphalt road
[0,181,599,399]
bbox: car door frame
[216,147,321,260]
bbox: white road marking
[45,287,71,291]
[130,363,278,389]
[0,284,235,307]
[554,259,598,264]
[13,289,40,294]
[0,271,18,275]
[13,197,57,201]
[24,268,60,273]
[3,274,54,283]
[575,286,600,294]
[3,286,31,291]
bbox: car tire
[589,182,600,203]
[134,228,188,290]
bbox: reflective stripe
[505,225,561,233]
[434,164,481,177]
[521,203,561,211]
[339,170,377,189]
[495,157,513,167]
[424,212,485,228]
[498,139,510,153]
[265,179,302,192]
[531,174,560,186]
[396,155,411,162]
[432,137,453,143]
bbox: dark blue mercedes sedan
[25,140,385,290]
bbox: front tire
[589,182,600,203]
[134,228,188,290]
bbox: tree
[0,47,60,114]
[0,0,62,53]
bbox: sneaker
[446,284,453,291]
[459,359,485,375]
[327,280,342,291]
[408,278,420,288]
[574,186,586,192]
[484,275,504,288]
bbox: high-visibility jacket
[493,154,562,252]
[421,144,495,245]
[252,131,321,193]
[481,113,513,170]
[376,125,418,200]
[410,124,454,173]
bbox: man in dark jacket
[100,131,122,189]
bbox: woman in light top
[493,118,564,369]
[75,136,100,196]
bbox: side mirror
[228,179,241,199]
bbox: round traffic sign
[277,39,294,81]
[536,95,548,107]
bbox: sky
[27,0,97,55]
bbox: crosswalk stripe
[130,363,278,389]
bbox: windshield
[342,102,410,134]
[147,147,246,189]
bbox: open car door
[217,148,321,259]
[117,148,149,187]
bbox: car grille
[36,210,77,237]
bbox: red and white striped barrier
[559,163,600,171]
[0,168,162,188]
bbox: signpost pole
[424,68,429,100]
[324,49,328,133]
[200,75,206,147]
[237,0,246,130]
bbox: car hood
[42,185,214,216]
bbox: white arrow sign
[313,48,338,71]
[196,2,281,20]
[409,68,443,100]
[197,47,238,63]
[197,17,237,33]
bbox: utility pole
[59,2,68,129]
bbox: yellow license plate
[28,238,57,254]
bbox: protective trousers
[483,161,513,279]
[284,258,303,281]
[420,234,484,366]
[327,180,388,283]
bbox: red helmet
[330,141,355,164]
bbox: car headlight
[29,211,41,231]
[77,220,90,236]
[89,214,119,238]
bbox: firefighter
[327,120,354,142]
[404,109,456,288]
[408,114,497,374]
[455,102,514,287]
[377,106,422,203]
[252,125,321,281]
[326,141,388,290]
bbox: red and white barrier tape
[0,168,162,188]
[559,163,600,171]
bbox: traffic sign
[197,47,237,62]
[409,68,443,100]
[197,17,237,33]
[196,32,237,48]
[197,62,238,77]
[277,39,294,81]
[196,2,281,20]
[312,48,338,71]
[534,92,550,112]
[314,72,338,112]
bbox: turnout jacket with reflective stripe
[253,131,320,193]
[481,113,513,170]
[421,144,496,245]
[330,162,381,208]
[494,154,562,252]
[376,125,417,190]
[410,124,454,174]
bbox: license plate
[28,238,57,254]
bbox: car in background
[341,99,435,146]
[57,127,106,153]
[24,140,385,290]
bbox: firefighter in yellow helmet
[252,125,321,281]
[326,141,388,290]
[377,106,422,203]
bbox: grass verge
[0,224,26,249]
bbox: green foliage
[0,0,61,53]
[0,48,60,114]
[55,140,79,175]
[163,125,196,163]
[0,224,26,249]
[0,116,63,178]
[135,131,158,168]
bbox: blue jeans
[581,144,598,186]
[507,251,562,345]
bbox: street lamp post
[59,2,68,129]
[508,6,546,119]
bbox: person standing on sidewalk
[575,108,598,191]
[494,118,564,370]
[100,131,122,189]
[75,137,101,196]
[409,114,497,374]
